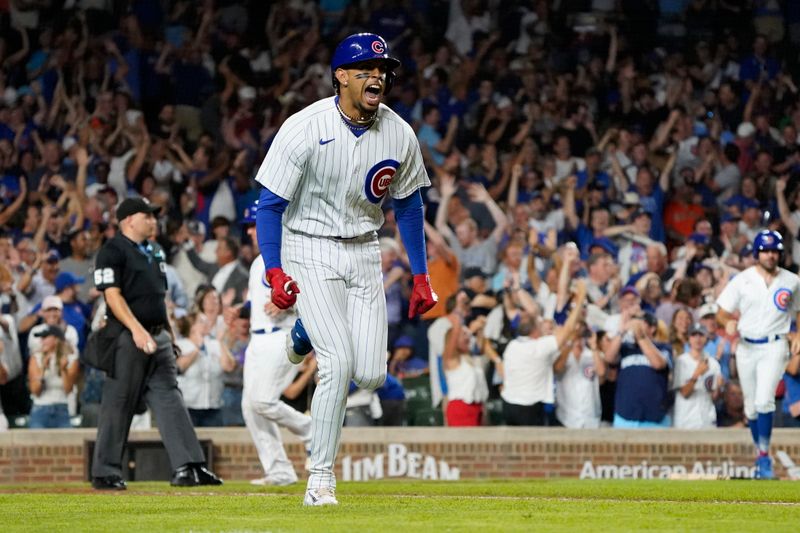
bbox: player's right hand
[265,267,300,309]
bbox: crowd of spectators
[2,1,800,430]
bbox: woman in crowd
[175,312,236,427]
[193,285,225,339]
[635,272,663,315]
[442,314,491,426]
[673,324,723,429]
[554,323,607,428]
[669,307,692,357]
[27,325,79,429]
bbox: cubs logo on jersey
[364,159,399,203]
[773,288,792,312]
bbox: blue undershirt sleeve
[256,187,289,271]
[393,190,428,275]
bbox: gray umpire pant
[91,329,205,478]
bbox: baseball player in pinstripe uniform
[716,230,800,479]
[254,33,437,505]
[241,202,312,486]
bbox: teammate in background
[716,230,800,479]
[672,323,723,429]
[254,33,436,506]
[240,202,312,487]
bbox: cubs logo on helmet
[364,159,399,204]
[773,288,792,312]
[330,33,401,95]
[331,33,401,72]
[753,230,784,257]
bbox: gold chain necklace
[336,100,376,129]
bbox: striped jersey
[254,96,430,238]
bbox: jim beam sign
[341,444,460,481]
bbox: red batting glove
[408,274,438,319]
[265,267,300,309]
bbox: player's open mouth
[364,84,382,106]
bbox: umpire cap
[116,197,160,222]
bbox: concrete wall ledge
[2,427,799,482]
[1,426,799,446]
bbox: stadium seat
[485,398,505,426]
[410,407,444,427]
[401,374,437,426]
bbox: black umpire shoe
[92,475,127,491]
[170,465,199,486]
[194,464,223,485]
[170,464,223,486]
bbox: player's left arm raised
[394,188,437,318]
[392,136,436,319]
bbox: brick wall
[1,427,799,483]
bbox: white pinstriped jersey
[254,96,430,238]
[716,266,800,337]
[248,255,296,332]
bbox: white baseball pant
[242,330,312,484]
[735,339,789,419]
[283,230,388,491]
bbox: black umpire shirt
[93,234,169,329]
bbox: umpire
[91,197,222,490]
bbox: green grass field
[2,479,799,532]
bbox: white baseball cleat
[286,319,313,364]
[303,487,338,506]
[285,333,305,365]
[250,476,296,486]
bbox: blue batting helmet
[753,230,784,257]
[331,33,400,94]
[242,199,258,225]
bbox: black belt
[252,327,282,335]
[332,232,376,243]
[146,324,168,335]
[742,334,784,344]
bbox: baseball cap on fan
[688,323,708,336]
[33,324,66,340]
[737,122,756,138]
[238,86,256,101]
[698,302,718,318]
[622,192,640,206]
[42,295,63,311]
